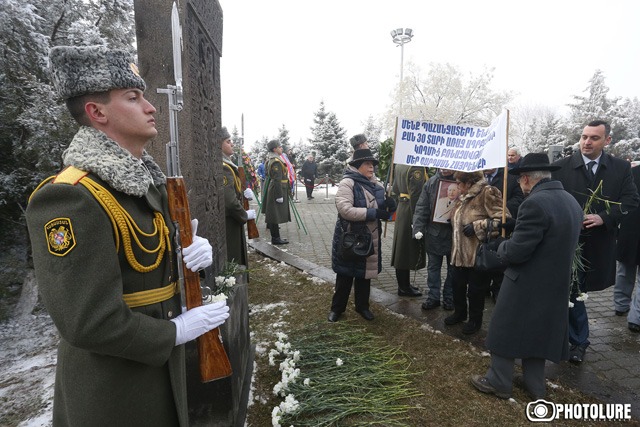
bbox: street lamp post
[390,28,413,114]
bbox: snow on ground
[0,313,58,427]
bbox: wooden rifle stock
[237,167,259,239]
[166,177,232,382]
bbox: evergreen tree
[361,115,383,157]
[566,70,625,144]
[277,124,290,152]
[0,0,136,294]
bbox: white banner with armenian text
[393,110,508,172]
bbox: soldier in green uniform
[219,126,255,265]
[390,164,428,296]
[26,46,229,427]
[262,140,291,245]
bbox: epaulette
[28,166,89,203]
[52,166,89,185]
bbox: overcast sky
[218,0,640,152]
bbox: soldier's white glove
[182,219,213,272]
[275,197,284,204]
[243,188,254,200]
[414,231,423,240]
[171,300,229,346]
[246,209,257,220]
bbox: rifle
[238,166,260,239]
[239,114,259,239]
[158,2,232,382]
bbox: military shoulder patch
[45,218,76,256]
[412,170,423,180]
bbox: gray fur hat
[349,134,367,149]
[49,45,146,100]
[267,140,282,151]
[216,126,231,142]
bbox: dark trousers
[304,177,314,198]
[569,271,590,348]
[331,274,371,313]
[395,268,413,291]
[452,266,491,322]
[485,353,546,398]
[267,223,280,239]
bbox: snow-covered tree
[361,115,383,157]
[384,62,512,134]
[0,0,136,295]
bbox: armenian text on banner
[393,110,508,172]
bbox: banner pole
[384,117,400,238]
[501,109,510,237]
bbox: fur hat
[509,153,561,175]
[267,140,281,151]
[216,126,231,143]
[349,134,367,149]
[349,148,378,168]
[49,45,146,100]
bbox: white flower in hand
[414,231,423,240]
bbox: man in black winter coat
[300,154,318,200]
[552,120,639,363]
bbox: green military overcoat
[223,155,248,265]
[262,152,291,224]
[26,127,188,427]
[390,164,428,270]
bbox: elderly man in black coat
[551,120,639,363]
[471,153,583,400]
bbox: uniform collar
[62,126,165,197]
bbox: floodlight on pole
[390,27,413,114]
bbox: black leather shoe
[462,320,481,335]
[271,237,289,245]
[328,311,340,322]
[615,309,630,316]
[356,309,374,321]
[470,375,511,399]
[629,322,640,333]
[444,312,467,325]
[398,287,422,297]
[421,300,440,310]
[569,344,586,363]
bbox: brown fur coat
[451,180,510,267]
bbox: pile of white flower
[270,332,303,427]
[265,324,421,427]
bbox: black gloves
[375,209,391,220]
[385,197,397,212]
[499,217,516,233]
[462,223,474,237]
[485,237,506,251]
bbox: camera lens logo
[526,399,557,422]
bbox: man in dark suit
[471,153,583,400]
[552,120,639,363]
[614,164,640,333]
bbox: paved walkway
[249,184,639,417]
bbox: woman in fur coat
[444,171,510,334]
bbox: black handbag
[474,220,508,272]
[338,218,374,261]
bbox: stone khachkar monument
[133,1,253,425]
